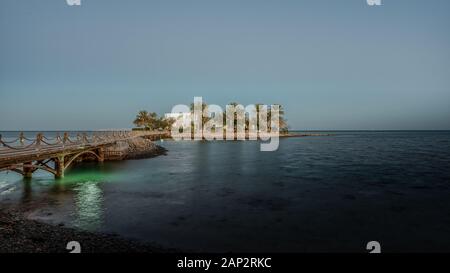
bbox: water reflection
[0,162,115,231]
[73,181,103,230]
[2,132,450,252]
[51,165,112,230]
[21,179,32,203]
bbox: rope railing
[0,139,38,150]
[0,131,145,151]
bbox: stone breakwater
[90,136,167,161]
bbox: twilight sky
[1,0,449,130]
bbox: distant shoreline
[281,133,333,138]
[2,130,449,133]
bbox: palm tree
[255,103,264,131]
[134,110,150,129]
[225,102,242,133]
[190,102,211,127]
[162,117,176,130]
[133,111,160,130]
[154,116,175,130]
[268,104,288,133]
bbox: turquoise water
[1,131,450,252]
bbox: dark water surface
[1,131,450,252]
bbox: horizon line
[1,129,450,132]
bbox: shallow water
[1,131,450,252]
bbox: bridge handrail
[0,130,159,152]
[0,139,38,150]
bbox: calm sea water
[1,131,450,252]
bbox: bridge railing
[0,131,157,152]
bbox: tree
[268,104,288,133]
[154,116,175,130]
[134,110,150,128]
[133,111,170,130]
[224,102,243,133]
[190,102,211,127]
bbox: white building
[165,112,192,128]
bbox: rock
[103,137,167,161]
[0,209,171,253]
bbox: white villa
[164,112,192,128]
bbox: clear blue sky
[1,0,449,130]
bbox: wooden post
[98,147,105,162]
[63,132,69,145]
[55,156,65,179]
[19,132,25,145]
[23,162,33,179]
[36,133,42,147]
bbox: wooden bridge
[0,131,165,179]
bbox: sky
[1,0,449,130]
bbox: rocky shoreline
[80,136,168,162]
[0,136,170,253]
[123,136,168,160]
[0,209,172,253]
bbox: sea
[1,131,450,252]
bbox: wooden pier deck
[0,131,166,178]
